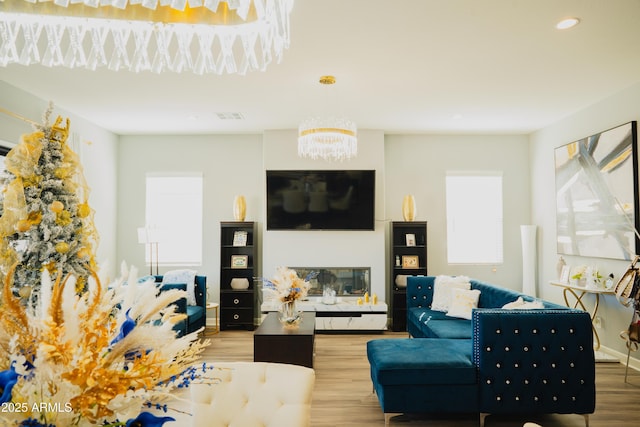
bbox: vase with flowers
[261,267,317,328]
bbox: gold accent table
[205,302,220,335]
[550,280,614,351]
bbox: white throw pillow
[502,297,525,309]
[446,288,481,320]
[519,300,544,309]
[502,297,544,310]
[431,275,471,312]
[163,269,197,305]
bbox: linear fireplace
[290,267,370,297]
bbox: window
[446,172,503,264]
[145,173,203,266]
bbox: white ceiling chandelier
[0,0,294,75]
[298,75,357,162]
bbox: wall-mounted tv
[266,170,375,230]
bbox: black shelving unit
[220,221,257,330]
[390,221,427,331]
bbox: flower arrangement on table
[0,108,214,427]
[261,267,317,327]
[261,266,317,303]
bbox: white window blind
[145,173,203,266]
[446,172,504,264]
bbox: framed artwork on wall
[554,121,638,260]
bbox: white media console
[260,298,388,331]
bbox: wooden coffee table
[254,312,316,368]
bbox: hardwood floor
[200,330,640,426]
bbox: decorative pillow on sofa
[446,288,481,320]
[502,297,544,310]
[431,275,471,312]
[521,300,544,309]
[163,269,197,306]
[502,297,525,309]
[138,275,156,284]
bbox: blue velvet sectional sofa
[155,275,207,337]
[367,276,596,426]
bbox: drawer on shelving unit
[221,308,253,324]
[221,291,254,307]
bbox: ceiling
[1,0,640,136]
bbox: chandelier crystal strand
[0,0,294,75]
[65,20,88,69]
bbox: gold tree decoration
[0,105,97,297]
[0,107,212,426]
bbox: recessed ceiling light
[556,17,580,30]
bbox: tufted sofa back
[189,362,315,427]
[406,276,565,310]
[473,309,595,415]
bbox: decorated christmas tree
[0,107,211,426]
[0,106,97,298]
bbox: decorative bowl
[395,275,409,288]
[230,278,250,290]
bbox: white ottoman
[189,362,315,427]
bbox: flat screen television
[266,170,375,230]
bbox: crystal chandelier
[298,75,357,161]
[0,0,293,75]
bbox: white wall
[0,82,118,278]
[384,134,531,289]
[117,134,263,302]
[119,130,388,309]
[118,130,532,310]
[530,80,640,357]
[262,129,387,300]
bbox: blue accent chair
[155,275,207,337]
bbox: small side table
[550,280,614,350]
[205,302,219,335]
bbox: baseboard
[594,349,618,363]
[598,344,640,371]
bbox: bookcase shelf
[390,221,427,331]
[220,221,258,330]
